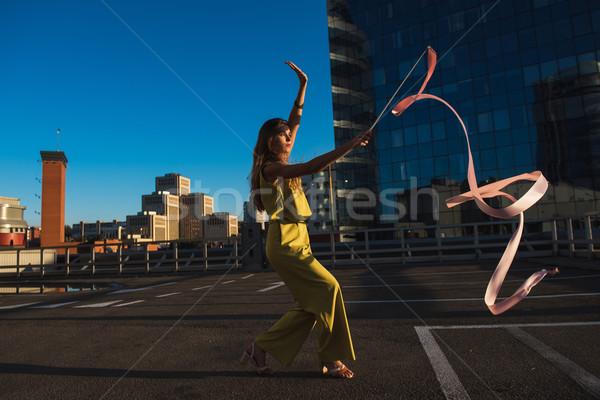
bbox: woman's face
[270,128,292,156]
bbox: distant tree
[64,225,73,241]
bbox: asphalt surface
[1,257,599,399]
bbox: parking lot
[1,258,599,399]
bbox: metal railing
[308,212,599,267]
[0,237,249,279]
[0,212,597,278]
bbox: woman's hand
[285,61,308,85]
[348,130,372,150]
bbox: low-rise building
[205,212,238,241]
[126,211,167,241]
[180,192,214,239]
[243,200,266,229]
[301,167,337,232]
[72,220,126,240]
[142,191,179,240]
[0,196,28,247]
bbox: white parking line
[241,274,255,279]
[258,282,285,292]
[108,287,152,295]
[221,280,235,285]
[32,301,79,309]
[152,282,178,288]
[192,285,211,291]
[414,326,471,400]
[505,326,600,398]
[75,300,123,308]
[414,321,600,399]
[113,300,145,307]
[425,321,600,330]
[0,302,40,310]
[156,292,181,298]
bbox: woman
[242,61,371,378]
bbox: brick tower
[40,151,68,247]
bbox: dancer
[242,61,370,378]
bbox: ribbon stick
[390,47,557,315]
[368,47,430,133]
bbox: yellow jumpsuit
[254,169,355,366]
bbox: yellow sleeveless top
[260,166,312,222]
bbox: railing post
[40,247,44,277]
[203,240,208,272]
[145,243,150,273]
[65,247,70,277]
[90,245,96,275]
[436,226,442,262]
[16,248,21,278]
[551,220,558,256]
[584,215,594,259]
[118,244,123,274]
[400,228,406,264]
[234,237,239,270]
[174,241,179,273]
[567,218,575,257]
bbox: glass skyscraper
[327,0,600,233]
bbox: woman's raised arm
[285,61,307,148]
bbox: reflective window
[493,109,510,130]
[390,129,403,147]
[417,123,432,143]
[393,162,406,181]
[477,112,493,132]
[431,121,446,141]
[496,146,515,169]
[403,125,418,145]
[419,157,434,178]
[434,155,449,177]
[480,149,497,170]
[380,163,393,183]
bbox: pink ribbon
[392,47,558,315]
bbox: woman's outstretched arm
[285,61,307,149]
[263,130,372,183]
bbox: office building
[142,192,180,240]
[205,212,238,240]
[243,201,266,229]
[180,192,214,239]
[127,174,229,242]
[126,211,167,241]
[72,220,126,240]
[301,166,338,232]
[326,0,600,231]
[155,173,190,196]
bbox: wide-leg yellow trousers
[254,221,355,366]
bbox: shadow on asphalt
[0,363,321,379]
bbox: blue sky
[0,0,335,226]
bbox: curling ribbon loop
[392,47,557,315]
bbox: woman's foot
[241,343,274,375]
[322,361,354,378]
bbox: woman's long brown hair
[250,118,301,212]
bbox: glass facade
[327,0,600,232]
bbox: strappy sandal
[240,343,274,376]
[322,363,354,379]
